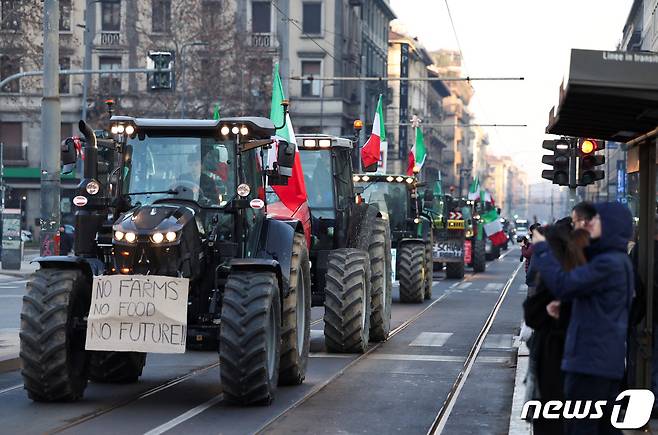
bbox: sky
[389,0,633,184]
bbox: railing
[250,33,277,49]
[98,31,121,46]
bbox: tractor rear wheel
[446,261,465,279]
[20,268,90,402]
[472,239,486,273]
[398,242,425,303]
[369,218,392,342]
[278,233,311,386]
[89,352,146,383]
[323,249,371,353]
[424,239,433,300]
[220,271,281,405]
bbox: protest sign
[85,275,189,354]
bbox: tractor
[20,112,312,406]
[290,135,393,352]
[354,173,433,303]
[462,199,487,273]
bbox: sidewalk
[0,252,39,278]
[0,329,20,373]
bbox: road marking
[485,283,501,290]
[518,284,527,292]
[449,282,460,289]
[457,282,472,290]
[143,394,223,435]
[0,384,22,394]
[0,295,22,298]
[484,334,514,349]
[309,353,355,359]
[366,354,510,364]
[410,332,453,347]
[480,290,500,294]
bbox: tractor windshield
[299,150,334,209]
[359,181,410,232]
[124,135,236,207]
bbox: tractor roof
[110,116,276,138]
[353,173,418,186]
[296,134,353,149]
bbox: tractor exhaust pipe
[78,120,98,181]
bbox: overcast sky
[389,0,633,183]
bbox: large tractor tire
[445,261,465,279]
[220,271,281,405]
[89,352,146,383]
[20,268,90,402]
[424,239,433,300]
[472,239,486,273]
[323,249,371,353]
[486,245,501,261]
[398,242,425,303]
[368,218,392,342]
[278,233,311,386]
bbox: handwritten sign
[85,275,189,354]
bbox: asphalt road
[0,246,526,435]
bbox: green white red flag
[407,125,427,175]
[481,208,507,246]
[361,94,387,172]
[468,176,480,200]
[268,64,308,212]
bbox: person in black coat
[532,203,634,435]
[58,226,73,255]
[524,219,585,435]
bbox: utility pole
[81,0,95,122]
[41,0,61,256]
[358,53,367,165]
[568,137,578,209]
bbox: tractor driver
[178,152,226,204]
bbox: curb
[0,355,20,374]
[508,341,532,435]
[0,271,34,278]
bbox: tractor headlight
[165,231,177,242]
[110,125,119,134]
[114,231,124,241]
[117,124,125,134]
[353,175,360,182]
[86,180,100,195]
[231,126,239,135]
[125,125,135,135]
[240,126,249,136]
[406,177,414,184]
[220,125,230,136]
[151,232,164,244]
[361,175,370,182]
[414,218,420,224]
[396,176,404,182]
[237,183,251,197]
[386,176,394,182]
[124,232,137,243]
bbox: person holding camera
[531,203,634,435]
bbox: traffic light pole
[568,138,578,208]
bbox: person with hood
[531,202,634,435]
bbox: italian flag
[468,176,480,200]
[406,126,427,175]
[268,64,308,212]
[361,94,386,172]
[482,208,507,247]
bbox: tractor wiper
[125,189,178,196]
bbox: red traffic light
[579,139,598,155]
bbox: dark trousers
[564,372,622,435]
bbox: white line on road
[484,283,501,290]
[0,384,22,395]
[142,394,223,435]
[0,295,22,298]
[457,282,472,290]
[410,332,453,347]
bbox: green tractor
[354,173,433,303]
[462,199,487,273]
[21,112,312,405]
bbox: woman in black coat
[523,222,589,435]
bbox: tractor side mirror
[61,137,78,174]
[276,139,295,177]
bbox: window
[0,122,23,160]
[152,0,170,33]
[99,56,121,94]
[0,0,20,30]
[59,57,70,94]
[0,55,19,93]
[101,1,121,31]
[301,60,321,97]
[202,0,222,29]
[302,2,321,35]
[59,0,71,31]
[251,1,270,33]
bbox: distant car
[21,230,33,242]
[515,219,529,239]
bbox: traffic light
[541,138,570,186]
[147,51,174,90]
[577,139,605,186]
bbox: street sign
[448,211,463,220]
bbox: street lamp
[319,82,336,133]
[180,41,209,118]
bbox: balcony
[249,33,278,50]
[96,31,122,47]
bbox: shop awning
[546,49,658,142]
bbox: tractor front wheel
[323,249,371,353]
[398,242,425,303]
[472,239,486,273]
[220,271,281,405]
[20,268,90,402]
[368,218,392,342]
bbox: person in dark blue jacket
[531,202,634,435]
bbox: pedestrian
[531,202,633,435]
[523,223,588,435]
[571,201,597,231]
[59,225,73,255]
[629,215,658,417]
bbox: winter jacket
[532,202,634,380]
[521,243,533,273]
